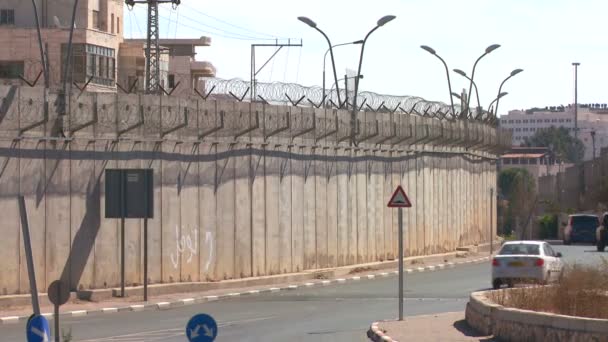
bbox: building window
[111,14,114,33]
[92,10,100,29]
[516,120,521,123]
[566,119,572,122]
[508,120,513,123]
[516,128,521,132]
[503,159,511,165]
[63,43,115,86]
[545,119,550,123]
[531,127,536,131]
[523,128,528,132]
[559,119,564,123]
[0,61,24,78]
[117,17,120,33]
[551,119,557,123]
[168,74,176,88]
[523,119,528,123]
[0,9,15,25]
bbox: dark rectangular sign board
[105,169,153,219]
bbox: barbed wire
[203,77,461,117]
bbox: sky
[123,0,608,115]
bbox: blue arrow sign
[26,315,50,342]
[186,313,217,342]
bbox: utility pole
[572,62,580,142]
[126,0,181,94]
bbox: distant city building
[119,38,215,93]
[0,0,215,93]
[499,104,608,161]
[499,146,572,188]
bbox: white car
[491,241,564,289]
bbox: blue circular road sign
[26,314,50,342]
[186,313,218,342]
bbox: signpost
[186,313,218,342]
[26,314,50,342]
[387,185,412,321]
[105,169,154,300]
[18,196,40,317]
[48,280,69,342]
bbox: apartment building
[499,104,608,161]
[0,0,123,91]
[118,38,216,93]
[0,0,215,93]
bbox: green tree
[498,168,536,235]
[522,126,584,163]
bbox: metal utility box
[105,169,153,219]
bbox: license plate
[508,261,524,267]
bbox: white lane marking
[130,305,145,312]
[417,267,425,272]
[0,316,19,324]
[181,298,195,304]
[351,276,361,281]
[228,292,241,297]
[205,295,218,301]
[304,282,315,287]
[102,307,118,313]
[248,290,260,294]
[269,287,281,292]
[156,302,170,309]
[380,272,389,277]
[367,275,375,279]
[288,285,298,289]
[71,310,87,317]
[336,278,346,283]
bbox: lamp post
[323,40,363,105]
[488,92,508,115]
[572,62,580,142]
[298,16,342,105]
[494,69,523,118]
[329,75,364,107]
[454,69,481,117]
[466,44,501,116]
[351,14,396,145]
[420,45,456,117]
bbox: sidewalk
[0,242,497,324]
[368,312,496,342]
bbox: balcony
[190,61,215,78]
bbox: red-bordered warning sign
[387,185,412,208]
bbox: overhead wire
[179,3,287,39]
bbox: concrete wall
[0,85,503,295]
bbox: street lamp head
[353,40,364,45]
[451,92,462,99]
[297,16,317,28]
[510,68,523,76]
[498,92,508,99]
[420,45,436,55]
[453,68,467,77]
[485,44,501,54]
[572,62,580,66]
[377,15,396,26]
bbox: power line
[179,3,286,39]
[158,7,277,40]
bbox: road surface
[0,244,602,341]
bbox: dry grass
[489,257,608,319]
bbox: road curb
[1,256,490,325]
[367,321,397,341]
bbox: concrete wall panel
[291,146,304,272]
[265,146,281,275]
[179,142,200,282]
[0,139,20,295]
[279,145,293,273]
[215,143,235,280]
[233,143,251,279]
[303,147,316,270]
[315,147,327,268]
[199,143,216,281]
[336,148,348,266]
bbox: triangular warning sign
[387,185,412,208]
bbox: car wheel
[492,279,502,290]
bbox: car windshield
[499,244,540,255]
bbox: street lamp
[466,44,501,115]
[351,14,396,145]
[488,92,508,115]
[298,16,342,105]
[323,40,363,105]
[494,68,523,117]
[453,68,481,117]
[420,45,456,117]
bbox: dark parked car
[563,214,599,245]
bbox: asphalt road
[1,244,603,342]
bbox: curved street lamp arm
[315,27,342,105]
[433,53,455,117]
[467,51,488,113]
